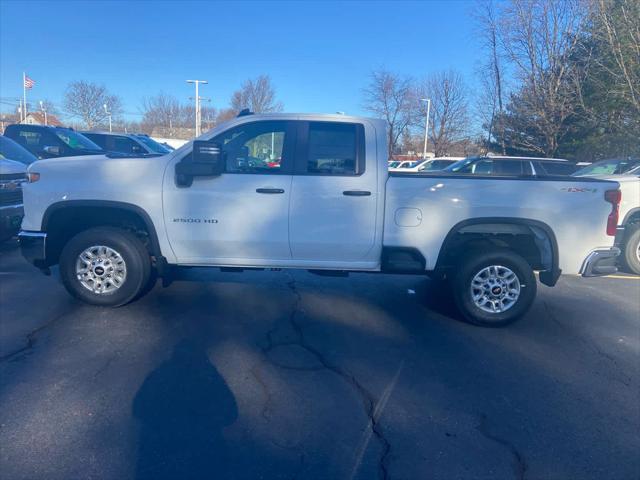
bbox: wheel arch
[42,200,162,265]
[622,207,640,226]
[435,217,560,286]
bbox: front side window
[213,121,288,173]
[306,122,361,175]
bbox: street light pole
[186,79,208,137]
[421,98,431,158]
[103,103,112,132]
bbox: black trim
[435,217,561,287]
[41,200,162,257]
[382,247,427,274]
[256,188,285,194]
[343,190,371,196]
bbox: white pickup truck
[18,113,622,326]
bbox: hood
[0,158,28,175]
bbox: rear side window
[85,134,107,149]
[536,162,576,176]
[494,160,530,175]
[304,122,364,175]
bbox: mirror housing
[42,145,61,156]
[175,141,224,187]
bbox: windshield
[573,158,640,176]
[420,160,455,171]
[55,130,102,151]
[388,161,400,168]
[0,136,38,165]
[134,135,171,154]
[444,158,473,172]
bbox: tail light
[605,189,621,236]
[26,172,40,183]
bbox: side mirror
[42,145,61,156]
[175,141,224,187]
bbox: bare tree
[475,0,507,153]
[418,70,469,157]
[63,81,123,129]
[141,93,182,131]
[362,68,416,157]
[592,0,639,113]
[230,75,283,113]
[499,0,586,156]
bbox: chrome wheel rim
[635,240,640,264]
[76,245,127,295]
[471,265,521,314]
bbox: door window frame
[211,120,297,175]
[293,121,366,176]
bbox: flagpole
[22,72,27,122]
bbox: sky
[0,0,482,121]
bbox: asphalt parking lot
[0,239,638,480]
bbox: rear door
[288,120,380,267]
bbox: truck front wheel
[452,249,537,327]
[59,227,151,307]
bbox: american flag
[24,75,35,89]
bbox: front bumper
[18,231,48,269]
[580,247,620,277]
[0,204,24,235]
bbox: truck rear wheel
[621,225,640,275]
[452,249,536,327]
[59,227,151,307]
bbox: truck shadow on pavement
[132,337,238,480]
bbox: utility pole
[103,103,112,132]
[186,79,208,137]
[421,98,431,158]
[39,100,47,125]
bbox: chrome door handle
[256,188,285,194]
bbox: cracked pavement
[1,240,639,479]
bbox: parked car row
[2,124,172,160]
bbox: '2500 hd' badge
[172,218,219,224]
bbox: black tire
[452,249,537,327]
[59,227,151,307]
[621,225,640,275]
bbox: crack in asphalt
[250,365,273,421]
[261,275,393,480]
[543,301,631,387]
[475,413,527,480]
[0,308,73,363]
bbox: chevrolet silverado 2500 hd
[18,113,622,326]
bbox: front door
[163,120,295,265]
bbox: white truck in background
[18,113,622,326]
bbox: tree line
[363,0,639,161]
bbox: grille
[0,190,23,207]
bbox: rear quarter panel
[384,175,619,275]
